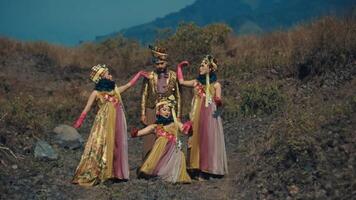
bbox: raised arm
[176,61,197,87]
[131,124,157,137]
[117,70,149,93]
[73,90,98,128]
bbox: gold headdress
[201,55,218,107]
[149,45,168,63]
[201,54,218,72]
[155,95,178,124]
[90,64,108,83]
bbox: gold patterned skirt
[72,102,129,186]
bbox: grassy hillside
[0,16,355,199]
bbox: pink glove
[182,121,193,135]
[214,96,223,107]
[177,61,189,81]
[73,112,87,129]
[129,70,149,86]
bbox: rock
[270,69,278,75]
[11,164,18,169]
[53,124,83,149]
[34,140,58,160]
[13,186,20,191]
[288,185,300,195]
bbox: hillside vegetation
[0,16,355,199]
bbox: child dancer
[131,95,192,183]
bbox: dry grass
[0,14,355,200]
[0,15,355,133]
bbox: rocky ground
[1,109,355,200]
[0,116,251,200]
[0,51,249,200]
[1,59,355,199]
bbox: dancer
[176,55,228,180]
[131,95,192,183]
[140,45,181,158]
[72,64,148,186]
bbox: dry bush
[0,14,355,200]
[288,17,356,80]
[1,15,355,137]
[0,37,24,61]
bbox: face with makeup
[199,59,211,75]
[102,71,113,80]
[154,60,168,73]
[158,104,171,118]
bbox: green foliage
[240,83,285,116]
[157,22,232,64]
[82,35,149,74]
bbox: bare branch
[0,112,7,121]
[0,145,24,160]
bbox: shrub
[157,22,232,65]
[0,95,44,132]
[239,83,285,116]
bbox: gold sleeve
[141,78,149,116]
[175,81,181,118]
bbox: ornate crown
[201,55,218,72]
[149,45,168,63]
[90,64,108,83]
[155,95,176,109]
[155,95,178,124]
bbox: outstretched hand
[129,70,149,86]
[139,70,150,79]
[178,61,189,68]
[73,112,87,129]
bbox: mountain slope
[96,0,355,43]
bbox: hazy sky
[0,0,195,46]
